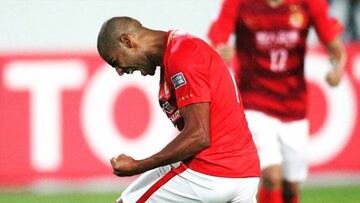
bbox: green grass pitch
[300,185,360,203]
[0,185,359,203]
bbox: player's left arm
[111,102,210,177]
[308,0,347,87]
[324,37,346,86]
[207,0,240,64]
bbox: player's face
[105,47,157,76]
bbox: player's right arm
[111,102,210,177]
[138,102,210,170]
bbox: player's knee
[262,175,282,188]
[261,166,282,188]
[283,181,298,194]
[115,199,123,203]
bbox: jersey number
[270,49,288,72]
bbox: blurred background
[0,0,359,202]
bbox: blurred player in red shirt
[97,16,260,203]
[208,0,346,203]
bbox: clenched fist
[326,67,342,87]
[110,154,141,177]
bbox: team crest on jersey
[171,72,186,89]
[244,18,257,30]
[289,5,304,28]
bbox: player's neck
[141,29,167,66]
[265,0,284,8]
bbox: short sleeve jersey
[208,0,343,121]
[160,30,260,178]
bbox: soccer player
[97,16,260,203]
[208,0,346,203]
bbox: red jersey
[208,0,343,121]
[160,30,260,178]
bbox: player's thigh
[279,119,309,182]
[119,164,173,203]
[180,169,259,203]
[229,177,259,203]
[245,110,282,169]
[119,163,202,203]
[145,172,202,203]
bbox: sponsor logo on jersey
[161,101,176,114]
[171,72,186,89]
[256,30,299,48]
[169,109,181,123]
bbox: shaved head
[96,16,166,77]
[97,16,142,58]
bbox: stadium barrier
[1,43,359,186]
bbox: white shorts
[245,110,309,182]
[118,163,259,203]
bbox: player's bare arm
[325,37,347,87]
[213,44,234,65]
[111,102,210,177]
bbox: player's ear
[118,34,134,48]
